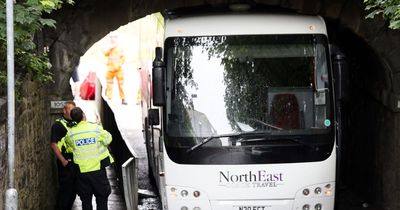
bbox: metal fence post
[5,0,18,209]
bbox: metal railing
[122,157,139,210]
[95,77,103,124]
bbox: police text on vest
[75,137,96,146]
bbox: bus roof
[165,13,327,38]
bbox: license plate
[234,206,269,210]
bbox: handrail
[122,157,139,210]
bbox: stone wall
[0,75,58,210]
[0,97,7,208]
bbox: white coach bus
[143,7,340,210]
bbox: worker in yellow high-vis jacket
[103,32,127,105]
[63,107,114,210]
[50,100,77,210]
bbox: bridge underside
[41,0,400,209]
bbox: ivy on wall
[0,0,74,96]
[364,0,400,30]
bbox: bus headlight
[193,191,201,198]
[181,190,189,197]
[298,183,334,198]
[302,188,310,196]
[324,184,332,196]
[314,187,322,194]
[315,203,322,210]
[167,186,210,209]
[169,187,178,198]
[295,183,334,210]
[324,189,332,196]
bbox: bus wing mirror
[330,45,349,101]
[152,47,166,106]
[148,108,160,125]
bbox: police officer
[64,107,113,210]
[50,100,77,210]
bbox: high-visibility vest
[56,118,74,154]
[104,47,125,69]
[65,121,114,173]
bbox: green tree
[0,0,74,96]
[364,0,400,29]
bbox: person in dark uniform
[50,100,77,210]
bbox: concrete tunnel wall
[328,24,399,208]
[1,0,400,209]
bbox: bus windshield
[164,34,335,164]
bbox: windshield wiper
[186,131,272,153]
[186,133,240,153]
[238,136,314,148]
[248,118,283,130]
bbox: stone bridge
[1,0,400,209]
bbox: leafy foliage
[0,0,74,96]
[364,0,400,29]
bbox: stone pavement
[71,166,126,210]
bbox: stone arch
[45,0,400,209]
[47,0,400,102]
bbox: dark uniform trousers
[77,168,111,210]
[55,155,77,210]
